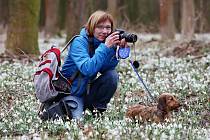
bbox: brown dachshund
[126,93,181,123]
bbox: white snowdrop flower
[112,129,120,136]
[127,71,131,75]
[153,129,158,135]
[124,97,129,103]
[169,133,174,140]
[178,124,182,129]
[21,135,29,140]
[173,123,178,128]
[64,123,71,130]
[3,129,7,133]
[160,132,168,140]
[170,128,175,135]
[18,119,23,123]
[140,132,145,138]
[27,118,32,123]
[29,128,35,134]
[157,123,162,128]
[78,131,84,138]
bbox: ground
[0,33,209,139]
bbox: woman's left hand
[119,38,128,48]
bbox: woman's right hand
[105,31,120,48]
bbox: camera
[115,29,137,43]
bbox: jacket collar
[80,28,102,49]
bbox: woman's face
[93,20,112,41]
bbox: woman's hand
[105,31,120,48]
[118,38,128,48]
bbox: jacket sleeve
[99,48,119,73]
[70,37,113,77]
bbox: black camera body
[115,29,137,43]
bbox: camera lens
[115,29,138,43]
[128,34,137,43]
[121,33,137,43]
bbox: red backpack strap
[50,47,61,66]
[41,47,61,66]
[35,68,54,89]
[38,60,51,67]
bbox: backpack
[34,35,80,103]
[34,35,95,121]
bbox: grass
[0,43,209,139]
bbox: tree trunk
[66,0,87,41]
[6,0,40,56]
[138,0,159,25]
[58,0,67,30]
[44,0,59,37]
[126,0,139,24]
[159,0,175,40]
[107,0,118,26]
[0,0,9,26]
[195,0,209,33]
[181,0,195,41]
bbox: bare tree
[181,0,195,41]
[66,0,87,41]
[159,0,176,40]
[0,0,9,28]
[107,0,118,26]
[6,0,40,56]
[44,0,59,37]
[194,0,210,33]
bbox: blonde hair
[85,10,114,37]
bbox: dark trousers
[43,69,119,119]
[84,69,119,111]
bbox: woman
[61,10,128,119]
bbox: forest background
[0,0,210,56]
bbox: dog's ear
[157,95,166,111]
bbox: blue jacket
[61,28,119,96]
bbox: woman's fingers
[119,38,128,47]
[105,32,120,47]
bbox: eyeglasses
[95,25,112,30]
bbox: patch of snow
[137,33,210,43]
[0,32,210,55]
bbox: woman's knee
[103,70,119,86]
